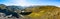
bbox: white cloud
[13,0,32,6]
[4,0,41,7]
[11,0,41,7]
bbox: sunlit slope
[25,6,60,19]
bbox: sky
[0,0,60,7]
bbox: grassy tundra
[24,6,60,19]
[0,4,60,19]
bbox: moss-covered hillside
[24,6,60,19]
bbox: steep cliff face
[0,4,22,18]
